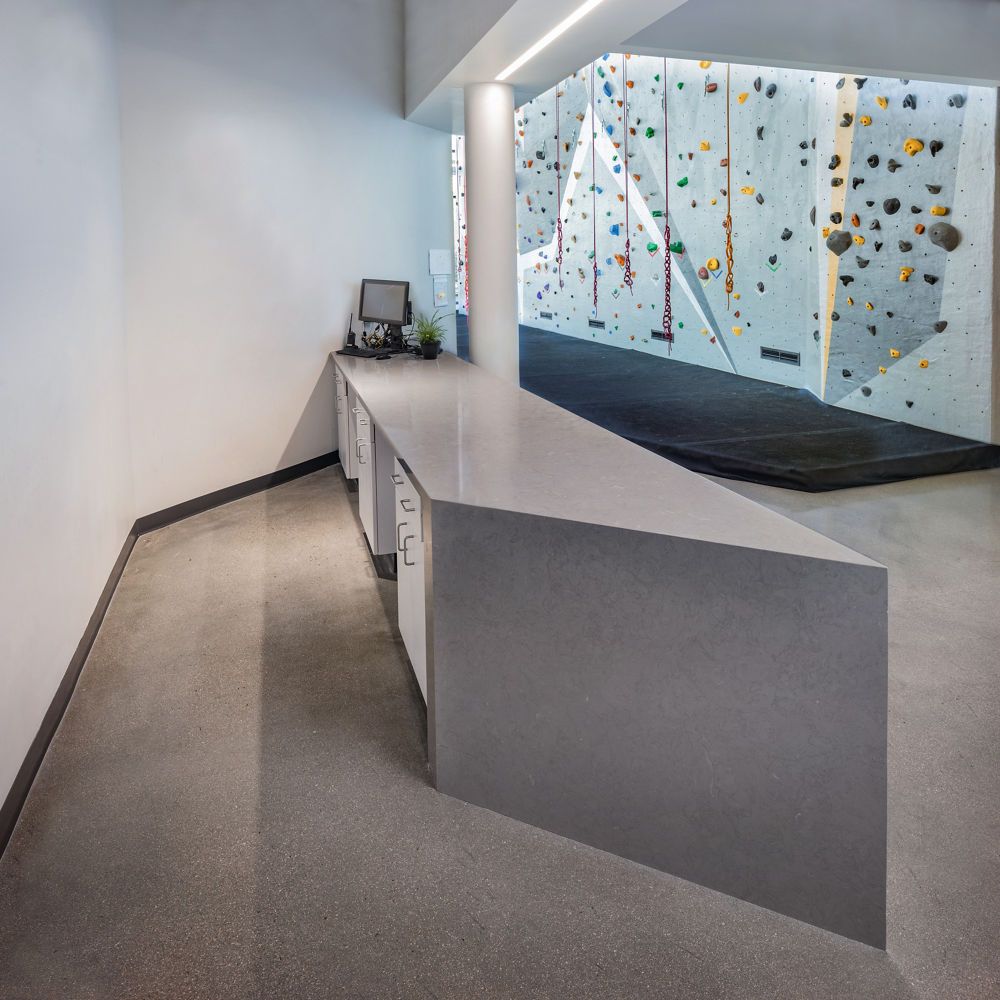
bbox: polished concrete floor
[0,466,997,998]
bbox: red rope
[662,57,672,351]
[461,138,469,312]
[591,63,598,310]
[556,87,563,286]
[622,56,633,294]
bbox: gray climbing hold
[757,126,764,140]
[867,325,877,335]
[929,222,960,251]
[867,154,879,168]
[832,177,844,186]
[926,184,941,194]
[840,275,855,286]
[780,228,792,241]
[828,154,840,170]
[757,281,765,292]
[887,159,901,172]
[930,140,943,157]
[857,257,870,268]
[810,206,816,226]
[910,205,922,213]
[861,386,872,397]
[835,77,845,89]
[813,330,820,342]
[903,93,916,110]
[883,198,901,215]
[899,241,912,252]
[874,241,883,251]
[923,274,938,285]
[869,219,880,230]
[826,230,853,255]
[768,253,778,264]
[756,192,764,204]
[799,140,809,149]
[854,77,868,89]
[842,368,852,377]
[766,83,776,98]
[934,321,948,333]
[865,200,875,207]
[840,113,853,127]
[801,159,808,166]
[948,94,964,108]
[906,401,913,408]
[830,211,842,224]
[831,312,841,321]
[852,177,865,189]
[754,76,762,92]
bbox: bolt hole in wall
[452,56,997,442]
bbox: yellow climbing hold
[900,267,915,282]
[701,328,708,335]
[822,226,831,237]
[859,115,872,126]
[737,92,749,104]
[700,141,710,151]
[733,293,741,300]
[853,235,866,245]
[710,198,717,205]
[930,205,948,216]
[741,186,755,195]
[732,327,742,336]
[865,302,874,310]
[847,297,854,306]
[876,96,888,109]
[904,138,924,156]
[707,257,720,270]
[890,349,901,358]
[919,359,929,368]
[699,60,712,68]
[879,366,887,374]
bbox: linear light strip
[495,0,607,81]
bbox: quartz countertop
[332,350,880,567]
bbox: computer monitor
[359,279,409,325]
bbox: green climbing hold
[669,240,684,253]
[677,177,689,187]
[645,127,655,138]
[646,241,659,253]
[651,210,665,218]
[597,67,605,78]
[587,251,595,259]
[606,211,611,216]
[654,74,660,82]
[678,321,684,328]
[677,82,684,90]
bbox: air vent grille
[761,347,800,366]
[588,319,605,329]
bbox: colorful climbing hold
[903,138,923,156]
[876,96,888,109]
[930,205,947,216]
[919,359,929,368]
[900,267,914,282]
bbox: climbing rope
[591,62,598,310]
[622,56,633,294]
[723,63,734,307]
[556,86,563,286]
[662,56,672,350]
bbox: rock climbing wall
[503,55,997,442]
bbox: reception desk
[332,349,888,948]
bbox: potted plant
[413,310,446,360]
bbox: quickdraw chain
[724,63,734,304]
[622,56,633,294]
[662,57,672,349]
[591,62,598,310]
[556,86,563,285]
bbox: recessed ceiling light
[495,0,607,82]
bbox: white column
[464,82,519,385]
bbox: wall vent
[651,329,674,343]
[540,311,553,320]
[588,319,605,329]
[761,347,801,366]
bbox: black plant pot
[421,341,440,360]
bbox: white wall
[115,0,456,515]
[0,0,134,806]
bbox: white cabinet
[334,366,356,480]
[394,458,427,701]
[353,399,399,557]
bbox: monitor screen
[359,279,409,326]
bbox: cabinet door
[393,458,426,701]
[355,405,375,544]
[335,368,356,480]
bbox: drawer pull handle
[397,522,407,552]
[400,499,415,513]
[402,534,417,566]
[390,474,404,485]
